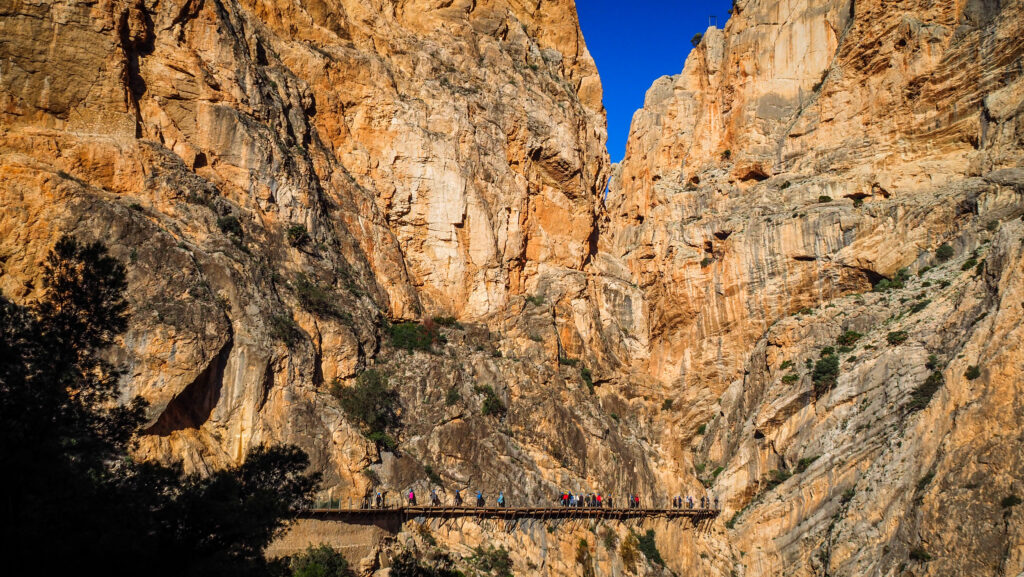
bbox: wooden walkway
[302,506,719,522]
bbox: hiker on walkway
[431,489,440,506]
[476,490,484,507]
[498,491,506,507]
[584,494,591,507]
[408,489,416,506]
[454,489,463,506]
[596,493,602,507]
[687,495,694,509]
[561,492,569,507]
[714,496,720,509]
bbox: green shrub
[470,545,513,577]
[766,469,792,488]
[580,367,594,393]
[476,385,506,417]
[525,294,545,306]
[423,465,443,486]
[909,547,931,562]
[700,257,714,268]
[558,356,579,367]
[365,431,397,451]
[908,371,944,411]
[812,354,840,394]
[837,331,862,346]
[431,315,462,329]
[330,370,400,445]
[935,244,954,262]
[661,399,673,411]
[635,530,664,566]
[820,346,835,357]
[217,215,243,238]
[818,195,832,203]
[619,534,640,572]
[925,354,940,370]
[696,424,706,435]
[798,307,814,315]
[841,488,856,503]
[295,275,343,318]
[600,527,617,550]
[389,322,438,352]
[964,365,981,380]
[909,299,931,314]
[269,314,303,348]
[782,374,800,384]
[975,260,985,275]
[887,331,909,345]
[691,33,703,47]
[445,387,462,406]
[610,413,620,422]
[286,224,311,247]
[919,266,932,276]
[780,360,794,370]
[837,345,854,354]
[916,472,934,492]
[288,544,355,577]
[796,456,819,473]
[961,257,978,271]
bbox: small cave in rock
[793,255,817,262]
[144,336,232,437]
[704,240,714,253]
[871,183,891,198]
[193,152,208,169]
[737,166,770,182]
[634,214,645,224]
[753,429,766,440]
[713,230,733,241]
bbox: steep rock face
[608,0,1024,575]
[0,0,614,481]
[606,0,1024,402]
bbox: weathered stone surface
[605,0,1024,575]
[3,0,1024,575]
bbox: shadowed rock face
[2,0,1024,575]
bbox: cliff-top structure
[1,0,1022,575]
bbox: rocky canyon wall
[607,0,1024,575]
[1,0,1023,576]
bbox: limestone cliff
[608,0,1024,575]
[2,0,1024,576]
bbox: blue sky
[576,0,734,162]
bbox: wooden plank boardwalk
[302,506,719,522]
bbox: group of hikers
[672,495,718,509]
[367,488,718,510]
[559,492,616,507]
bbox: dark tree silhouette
[0,236,320,576]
